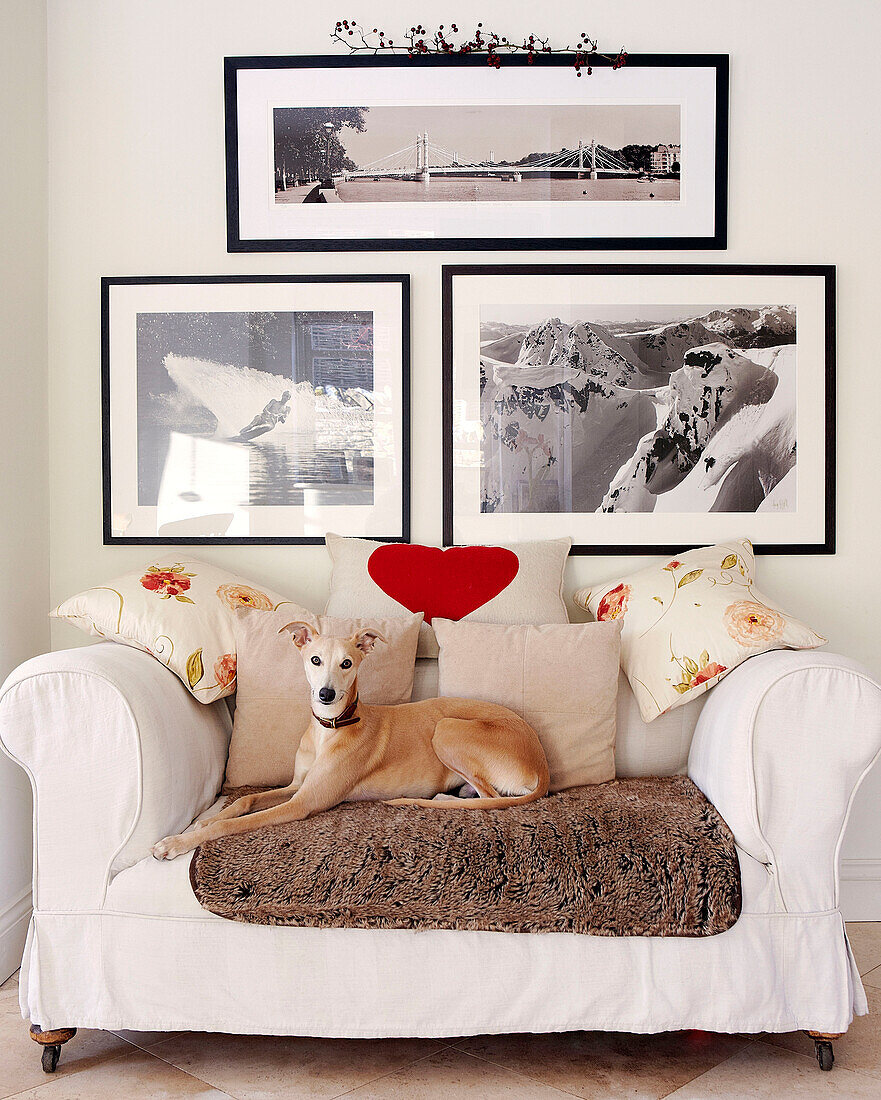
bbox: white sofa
[1,642,880,1072]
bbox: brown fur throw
[190,776,741,937]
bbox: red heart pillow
[367,545,520,624]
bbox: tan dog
[152,623,549,861]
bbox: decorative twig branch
[331,21,627,76]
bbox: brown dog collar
[312,694,361,729]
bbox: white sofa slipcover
[1,643,880,1046]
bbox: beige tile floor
[3,924,881,1099]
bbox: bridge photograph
[273,103,680,205]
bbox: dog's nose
[318,687,336,704]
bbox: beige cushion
[51,558,288,703]
[574,538,826,724]
[225,605,423,787]
[434,618,621,792]
[412,658,704,779]
[324,533,571,658]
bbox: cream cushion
[51,558,289,703]
[225,604,422,787]
[413,659,705,778]
[324,533,571,658]
[433,618,621,791]
[574,538,826,724]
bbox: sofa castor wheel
[41,1045,60,1073]
[29,1023,76,1072]
[815,1039,834,1071]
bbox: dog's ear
[278,621,316,649]
[351,628,387,655]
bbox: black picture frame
[442,263,836,555]
[102,273,411,546]
[225,53,729,252]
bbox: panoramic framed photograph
[225,54,728,251]
[102,275,409,545]
[443,264,835,554]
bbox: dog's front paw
[152,835,187,860]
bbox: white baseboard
[840,860,881,921]
[0,886,31,982]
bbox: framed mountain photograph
[443,264,835,554]
[225,54,728,251]
[102,275,410,544]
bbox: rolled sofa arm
[0,643,231,911]
[688,650,881,914]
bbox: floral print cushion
[574,540,826,724]
[51,560,291,703]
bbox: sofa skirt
[17,849,867,1039]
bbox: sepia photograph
[226,55,727,249]
[103,276,409,544]
[272,103,681,204]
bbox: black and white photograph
[226,55,727,250]
[479,303,795,516]
[272,104,681,205]
[444,265,835,553]
[103,276,409,544]
[136,309,376,509]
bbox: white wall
[0,0,47,978]
[44,1,881,911]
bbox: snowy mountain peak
[702,306,796,344]
[561,322,638,386]
[516,317,568,366]
[754,305,796,334]
[564,321,620,361]
[510,317,638,385]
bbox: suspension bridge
[338,133,637,185]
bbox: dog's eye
[340,658,352,669]
[311,655,321,666]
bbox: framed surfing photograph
[102,275,410,544]
[443,264,835,555]
[225,54,728,252]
